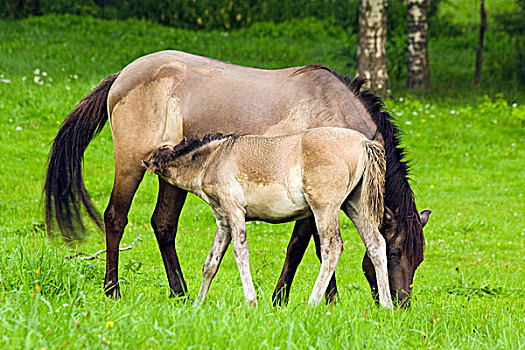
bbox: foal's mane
[171,133,237,158]
[292,65,425,261]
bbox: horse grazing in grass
[44,50,430,307]
[143,128,393,308]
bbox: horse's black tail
[44,72,120,241]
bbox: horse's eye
[388,250,400,259]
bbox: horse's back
[107,50,377,167]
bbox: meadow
[0,13,524,349]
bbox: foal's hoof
[381,300,393,310]
[247,299,258,308]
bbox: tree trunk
[356,0,389,97]
[475,0,486,86]
[407,0,430,90]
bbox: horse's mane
[171,133,237,158]
[292,65,425,261]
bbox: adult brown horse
[44,50,430,307]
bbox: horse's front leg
[151,178,188,297]
[272,217,314,306]
[272,216,338,306]
[195,216,231,306]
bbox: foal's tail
[44,72,120,241]
[360,140,386,228]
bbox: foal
[143,127,392,308]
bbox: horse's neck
[171,141,225,191]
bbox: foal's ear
[142,160,160,174]
[419,210,431,228]
[142,160,152,172]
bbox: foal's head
[362,207,431,308]
[143,146,176,176]
[143,133,235,177]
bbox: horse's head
[362,207,431,308]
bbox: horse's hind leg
[308,208,344,307]
[273,217,339,306]
[151,178,188,297]
[342,199,392,309]
[312,232,339,303]
[272,219,339,307]
[104,166,145,299]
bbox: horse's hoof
[104,284,121,299]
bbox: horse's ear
[384,207,394,222]
[419,210,431,227]
[382,207,396,240]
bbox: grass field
[0,14,524,349]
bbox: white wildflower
[34,68,40,75]
[16,126,22,131]
[405,121,412,125]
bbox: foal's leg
[342,201,392,309]
[151,178,188,297]
[272,217,338,306]
[312,232,339,304]
[308,209,344,307]
[195,217,231,306]
[227,211,257,306]
[104,167,145,299]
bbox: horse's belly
[244,183,311,224]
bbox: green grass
[0,14,524,349]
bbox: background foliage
[1,0,523,94]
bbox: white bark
[407,0,430,89]
[356,0,389,97]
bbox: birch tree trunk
[356,0,389,97]
[475,0,486,86]
[407,0,430,90]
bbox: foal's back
[202,127,370,223]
